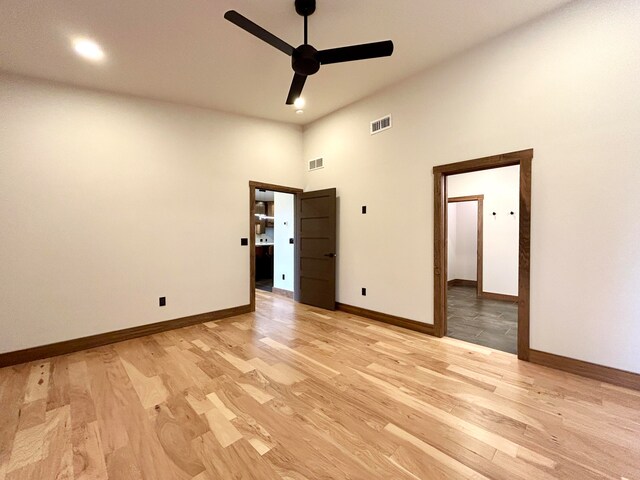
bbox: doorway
[447,195,483,296]
[249,182,303,311]
[433,149,532,360]
[254,189,291,294]
[249,182,338,312]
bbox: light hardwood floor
[1,291,639,480]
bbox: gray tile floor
[256,278,273,292]
[447,285,517,354]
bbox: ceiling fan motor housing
[293,44,320,76]
[295,0,316,17]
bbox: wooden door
[297,188,337,310]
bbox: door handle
[324,253,336,258]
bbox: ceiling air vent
[308,157,324,171]
[370,114,392,135]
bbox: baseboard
[447,279,477,287]
[529,349,640,391]
[0,304,252,368]
[481,291,518,302]
[271,287,294,299]
[337,303,435,336]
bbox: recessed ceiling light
[73,38,105,62]
[296,109,304,115]
[293,97,305,109]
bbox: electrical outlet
[159,297,166,307]
[361,288,367,296]
[289,238,294,244]
[362,206,367,214]
[240,238,248,246]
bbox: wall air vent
[370,114,392,135]
[308,157,324,171]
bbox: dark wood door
[297,188,336,310]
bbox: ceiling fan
[224,0,394,105]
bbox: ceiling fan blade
[318,40,394,65]
[286,73,307,105]
[224,10,294,56]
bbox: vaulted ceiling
[0,0,572,124]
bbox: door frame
[447,195,484,297]
[433,149,532,361]
[249,181,303,311]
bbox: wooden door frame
[249,181,303,311]
[447,195,484,297]
[433,149,532,361]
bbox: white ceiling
[0,0,572,125]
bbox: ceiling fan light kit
[224,0,394,106]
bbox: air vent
[308,157,324,171]
[370,114,392,135]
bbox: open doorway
[249,182,338,312]
[249,182,303,311]
[254,189,295,296]
[447,195,483,296]
[433,150,532,360]
[447,184,518,354]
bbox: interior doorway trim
[433,149,532,361]
[447,195,484,297]
[249,181,303,311]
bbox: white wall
[302,0,640,373]
[447,203,457,281]
[273,192,295,292]
[448,167,519,295]
[448,201,478,283]
[0,73,303,354]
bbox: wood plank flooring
[1,290,639,479]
